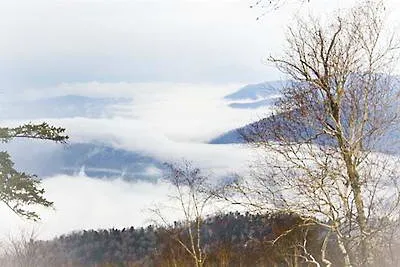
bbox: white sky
[3,0,397,89]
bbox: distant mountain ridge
[212,80,400,155]
[59,143,164,180]
[211,81,286,143]
[224,80,285,101]
[5,141,164,181]
[224,80,285,110]
[1,81,286,181]
[0,95,130,119]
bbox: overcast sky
[0,0,271,89]
[3,0,396,91]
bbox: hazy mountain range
[5,80,397,181]
[2,82,280,180]
[0,95,130,120]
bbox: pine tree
[0,122,68,220]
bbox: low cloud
[0,82,267,239]
[0,175,177,240]
[3,82,266,175]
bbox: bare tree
[250,0,311,18]
[0,230,60,267]
[223,1,400,266]
[152,162,213,267]
[251,0,310,9]
[0,231,40,267]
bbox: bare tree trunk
[321,231,332,267]
[293,246,299,267]
[340,140,370,265]
[336,234,353,267]
[331,81,371,265]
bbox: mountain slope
[5,141,164,181]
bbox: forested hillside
[0,212,350,267]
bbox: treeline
[0,212,346,267]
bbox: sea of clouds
[0,81,270,240]
[1,0,399,242]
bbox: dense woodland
[0,212,350,267]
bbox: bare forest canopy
[0,212,356,267]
